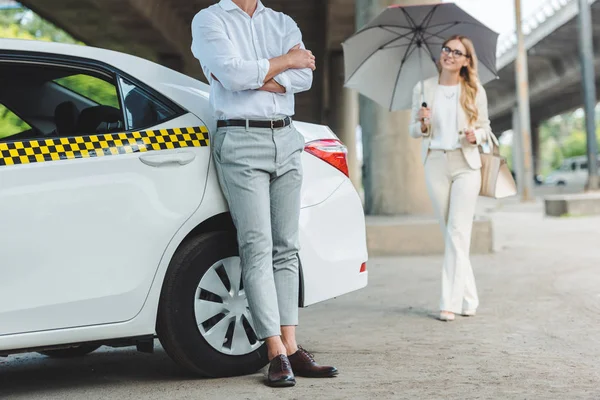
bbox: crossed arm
[191,11,314,95]
[210,73,286,93]
[211,67,289,94]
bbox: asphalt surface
[1,200,599,399]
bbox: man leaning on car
[191,0,338,388]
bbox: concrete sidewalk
[1,200,599,399]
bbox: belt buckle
[271,120,275,130]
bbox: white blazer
[409,76,494,169]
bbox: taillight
[304,139,349,177]
[360,263,367,273]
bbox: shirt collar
[219,0,265,14]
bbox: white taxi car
[0,39,368,377]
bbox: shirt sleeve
[272,16,313,95]
[474,84,492,146]
[191,11,270,92]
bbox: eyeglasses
[442,46,470,59]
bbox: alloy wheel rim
[194,256,261,356]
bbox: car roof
[0,38,209,94]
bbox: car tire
[557,181,566,186]
[38,344,101,358]
[157,231,268,377]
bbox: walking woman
[409,35,493,322]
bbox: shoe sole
[267,379,296,388]
[296,371,339,378]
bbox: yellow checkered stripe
[0,126,209,167]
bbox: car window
[560,163,569,171]
[581,162,588,170]
[54,74,120,109]
[571,162,577,171]
[119,77,179,131]
[0,104,31,139]
[0,60,182,143]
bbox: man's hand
[285,44,316,71]
[259,79,286,93]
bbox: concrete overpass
[486,0,600,134]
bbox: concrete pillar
[512,106,526,195]
[514,0,535,201]
[355,0,436,216]
[577,0,600,191]
[531,122,541,180]
[329,51,361,188]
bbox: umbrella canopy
[342,2,499,111]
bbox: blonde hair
[438,35,479,126]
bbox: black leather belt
[217,116,292,129]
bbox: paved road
[1,201,599,399]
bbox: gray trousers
[211,123,304,340]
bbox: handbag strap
[478,130,501,155]
[488,131,500,147]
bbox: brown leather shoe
[288,347,338,378]
[267,354,296,388]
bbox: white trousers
[424,149,481,314]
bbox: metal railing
[497,0,571,57]
[0,0,22,10]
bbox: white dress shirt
[191,0,313,120]
[430,85,461,150]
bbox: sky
[444,0,551,37]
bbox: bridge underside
[20,0,355,126]
[486,1,600,133]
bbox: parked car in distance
[544,156,600,186]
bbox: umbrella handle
[420,101,431,137]
[421,102,429,123]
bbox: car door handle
[139,152,196,167]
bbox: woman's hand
[417,107,431,121]
[418,107,431,133]
[465,128,477,144]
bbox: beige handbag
[479,133,517,199]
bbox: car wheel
[38,344,101,358]
[157,231,267,377]
[557,181,566,186]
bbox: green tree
[0,8,79,43]
[0,105,31,139]
[536,108,600,176]
[55,75,119,109]
[559,129,600,159]
[499,144,513,171]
